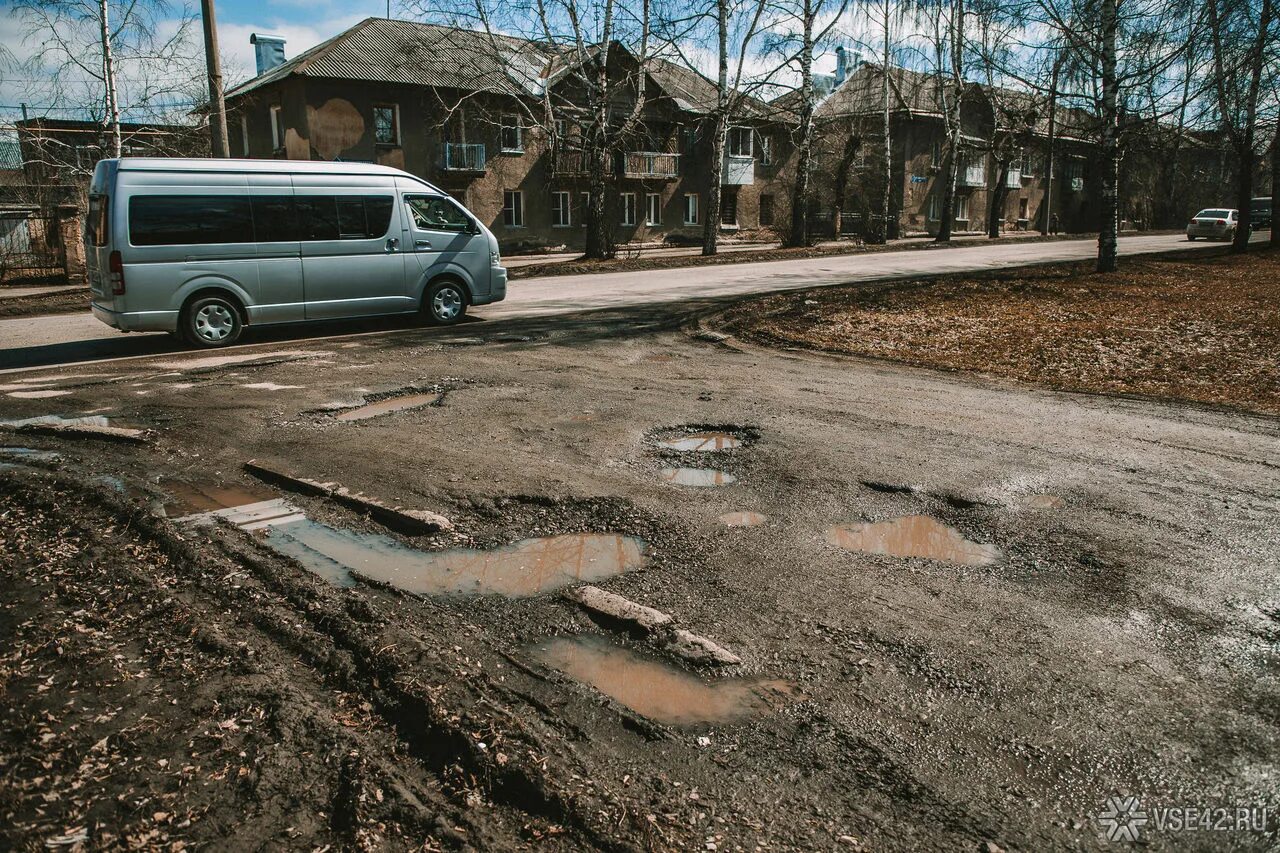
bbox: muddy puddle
[159,480,279,518]
[661,467,736,487]
[1024,494,1065,509]
[264,526,645,595]
[0,447,62,462]
[531,635,795,725]
[334,392,441,422]
[826,515,999,566]
[719,511,767,527]
[7,389,72,399]
[658,432,743,452]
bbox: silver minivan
[87,158,507,347]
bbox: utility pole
[201,0,230,157]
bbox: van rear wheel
[424,280,467,326]
[182,295,243,348]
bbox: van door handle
[415,239,432,249]
[386,238,399,252]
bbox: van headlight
[490,248,500,265]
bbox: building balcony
[722,154,754,186]
[442,143,486,173]
[961,163,986,187]
[624,151,679,180]
[551,149,590,176]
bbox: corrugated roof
[226,18,564,100]
[0,140,22,170]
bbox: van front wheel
[182,295,243,348]
[424,280,467,326]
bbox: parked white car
[1186,208,1239,241]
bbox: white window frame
[373,103,400,146]
[500,114,524,153]
[645,193,661,226]
[684,192,699,225]
[927,194,939,220]
[727,127,753,158]
[270,105,284,150]
[620,192,637,226]
[759,134,773,165]
[502,190,524,227]
[551,191,571,227]
[955,194,970,222]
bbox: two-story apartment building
[225,18,794,252]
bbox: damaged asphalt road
[1,292,1278,852]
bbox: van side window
[405,195,471,233]
[87,195,109,246]
[129,195,253,246]
[297,195,394,241]
[251,196,298,242]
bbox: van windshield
[87,195,109,247]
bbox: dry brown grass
[721,249,1280,415]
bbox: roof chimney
[835,45,847,85]
[251,33,287,75]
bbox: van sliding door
[249,173,304,324]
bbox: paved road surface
[0,232,1249,372]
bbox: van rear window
[87,195,109,247]
[130,195,253,246]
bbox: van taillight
[108,250,125,295]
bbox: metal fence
[0,212,70,285]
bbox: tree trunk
[1231,0,1271,252]
[99,0,121,159]
[987,159,1008,238]
[1096,0,1119,273]
[786,0,815,248]
[934,0,964,243]
[833,128,862,238]
[880,15,892,243]
[703,0,730,256]
[1273,131,1279,249]
[1041,59,1059,236]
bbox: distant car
[1186,208,1239,241]
[1251,197,1272,229]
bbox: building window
[551,191,571,227]
[500,114,523,152]
[502,190,523,227]
[373,105,399,146]
[621,192,637,226]
[759,194,774,226]
[931,136,942,163]
[646,193,661,226]
[759,134,773,166]
[727,127,753,158]
[682,125,698,154]
[579,192,590,227]
[270,105,284,150]
[720,189,738,225]
[955,194,970,221]
[684,193,699,225]
[927,194,939,220]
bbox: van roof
[112,157,440,188]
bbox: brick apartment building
[225,18,795,252]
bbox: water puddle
[241,382,303,391]
[159,479,278,517]
[826,515,999,566]
[661,467,736,487]
[531,635,796,725]
[718,511,767,527]
[264,527,645,595]
[0,447,61,462]
[0,415,110,429]
[334,392,441,422]
[1024,494,1065,509]
[153,349,320,371]
[7,389,72,399]
[658,432,743,452]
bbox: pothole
[264,526,645,595]
[718,511,766,527]
[0,447,61,462]
[159,479,278,517]
[530,635,797,725]
[1024,494,1065,509]
[7,389,72,399]
[657,432,743,452]
[826,515,999,566]
[660,467,736,487]
[324,385,458,422]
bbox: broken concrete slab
[244,460,453,535]
[664,629,742,666]
[566,585,674,632]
